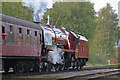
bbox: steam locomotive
[0,14,89,73]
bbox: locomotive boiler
[0,14,89,72]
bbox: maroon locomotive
[0,14,89,72]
